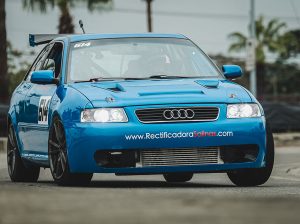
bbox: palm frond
[228,32,247,52]
[228,43,246,52]
[22,0,54,12]
[85,0,113,12]
[228,32,247,40]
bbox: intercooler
[139,147,222,167]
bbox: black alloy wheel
[49,117,93,186]
[7,123,40,182]
[227,123,274,187]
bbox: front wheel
[7,123,40,182]
[48,117,93,186]
[227,124,274,187]
[163,173,193,183]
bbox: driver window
[41,42,63,78]
[25,45,51,81]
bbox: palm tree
[278,29,300,59]
[0,0,9,103]
[228,16,292,98]
[228,16,288,63]
[22,0,113,34]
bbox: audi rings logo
[163,109,195,120]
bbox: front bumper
[64,104,267,174]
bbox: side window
[41,42,63,78]
[25,45,51,81]
[33,52,49,71]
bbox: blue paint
[222,65,243,79]
[8,34,267,175]
[30,70,56,84]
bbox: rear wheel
[7,123,40,182]
[163,173,193,183]
[48,117,93,186]
[227,124,274,187]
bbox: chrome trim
[135,106,220,124]
[139,147,222,167]
[163,108,195,120]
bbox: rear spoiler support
[29,34,68,47]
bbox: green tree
[7,42,35,95]
[228,16,296,98]
[0,0,9,103]
[279,29,300,59]
[228,16,290,63]
[22,0,113,34]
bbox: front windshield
[68,38,221,82]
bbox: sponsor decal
[125,130,234,140]
[74,42,91,48]
[38,96,51,125]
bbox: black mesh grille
[135,107,219,123]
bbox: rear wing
[29,34,68,47]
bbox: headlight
[81,108,128,122]
[227,104,261,118]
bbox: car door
[22,42,64,154]
[17,45,51,153]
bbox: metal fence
[261,95,300,104]
[262,102,300,132]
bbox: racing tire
[163,173,193,183]
[49,117,93,186]
[7,123,40,182]
[227,123,274,187]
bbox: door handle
[23,83,32,89]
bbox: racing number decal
[38,96,51,125]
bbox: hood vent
[91,83,124,92]
[106,84,124,92]
[202,85,218,89]
[107,87,122,92]
[195,80,219,89]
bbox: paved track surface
[1,147,300,224]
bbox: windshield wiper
[124,77,147,80]
[148,75,195,79]
[74,75,197,83]
[89,77,124,82]
[74,77,124,83]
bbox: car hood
[69,79,253,108]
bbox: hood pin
[105,97,115,103]
[229,93,237,98]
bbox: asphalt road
[1,147,300,224]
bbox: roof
[66,33,187,42]
[29,33,188,47]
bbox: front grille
[140,147,221,167]
[135,107,219,123]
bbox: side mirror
[30,70,59,85]
[222,65,243,79]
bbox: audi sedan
[7,33,274,186]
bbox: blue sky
[6,0,300,61]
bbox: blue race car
[7,33,274,186]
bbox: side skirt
[21,153,50,168]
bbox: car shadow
[1,179,280,188]
[86,180,233,188]
[18,179,233,188]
